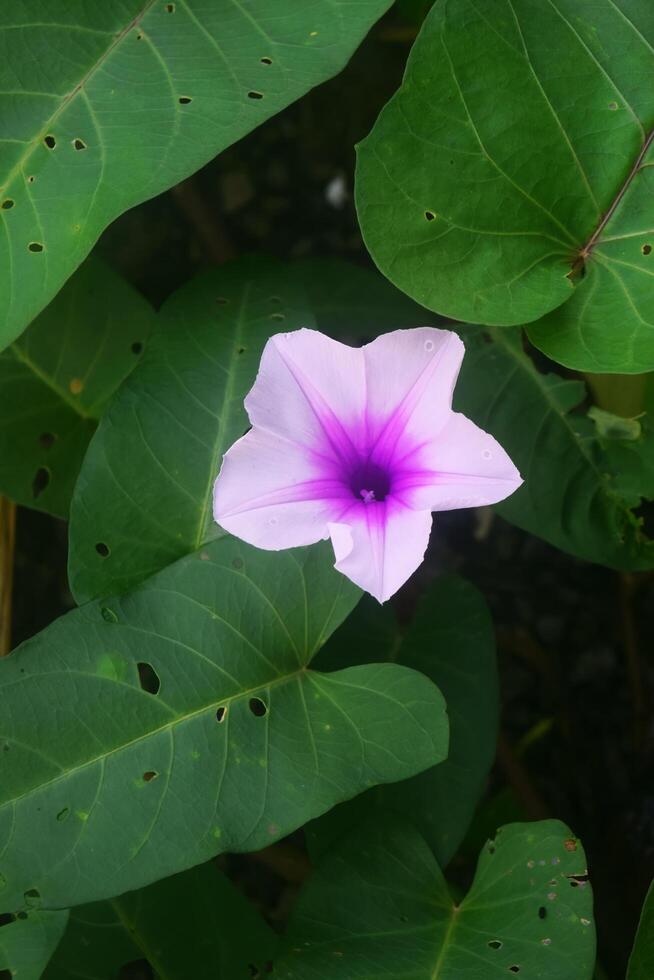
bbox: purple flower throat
[213,326,523,602]
[312,408,426,519]
[349,460,391,503]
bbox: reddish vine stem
[0,497,16,656]
[570,127,654,279]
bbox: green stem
[584,372,648,418]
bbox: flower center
[348,461,391,504]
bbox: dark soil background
[10,5,654,978]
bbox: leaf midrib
[10,342,95,420]
[194,281,252,549]
[430,903,459,979]
[582,127,654,263]
[109,897,173,980]
[0,0,157,197]
[0,663,307,815]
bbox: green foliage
[308,260,654,570]
[309,575,498,867]
[627,880,654,979]
[356,0,654,373]
[0,0,636,970]
[395,0,434,25]
[293,257,441,339]
[277,816,596,978]
[0,537,448,910]
[588,407,643,442]
[68,260,309,602]
[0,258,152,517]
[44,861,275,980]
[455,327,654,569]
[0,0,393,352]
[0,909,68,980]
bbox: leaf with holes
[0,258,153,518]
[454,327,654,569]
[68,259,311,602]
[0,908,68,980]
[44,860,275,980]
[308,575,498,867]
[0,0,393,351]
[356,0,654,372]
[627,880,654,980]
[0,537,448,910]
[276,816,596,979]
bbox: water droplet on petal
[424,339,435,352]
[483,449,492,460]
[268,517,278,526]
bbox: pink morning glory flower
[213,328,522,602]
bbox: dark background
[10,4,654,977]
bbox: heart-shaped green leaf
[0,908,68,980]
[309,574,498,868]
[0,258,153,517]
[455,327,654,569]
[0,538,448,911]
[0,0,391,350]
[68,259,310,602]
[277,816,596,979]
[44,860,275,980]
[627,880,654,980]
[356,0,654,372]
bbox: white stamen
[360,489,376,504]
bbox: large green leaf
[356,0,654,373]
[627,880,654,980]
[44,860,275,980]
[0,537,448,911]
[455,327,654,569]
[309,575,498,867]
[293,257,441,340]
[277,817,596,979]
[0,0,392,350]
[68,259,309,602]
[0,909,68,980]
[0,258,153,518]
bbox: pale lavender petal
[213,427,349,550]
[328,502,433,603]
[245,328,366,461]
[396,413,523,511]
[362,328,464,461]
[213,324,521,601]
